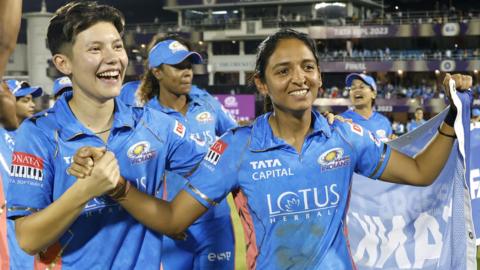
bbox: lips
[96,69,121,82]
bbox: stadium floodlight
[212,10,228,15]
[314,2,346,9]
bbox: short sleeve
[184,131,241,208]
[165,119,206,176]
[7,121,54,219]
[212,99,237,136]
[338,122,392,179]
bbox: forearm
[15,183,90,255]
[116,182,207,235]
[381,122,455,186]
[413,122,455,183]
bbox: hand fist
[443,73,472,93]
[68,146,106,178]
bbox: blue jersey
[0,128,34,269]
[146,94,236,221]
[184,111,391,270]
[407,119,426,132]
[7,92,204,269]
[119,80,141,106]
[340,109,393,142]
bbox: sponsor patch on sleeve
[11,152,44,181]
[348,122,364,136]
[368,131,382,147]
[173,120,186,138]
[204,140,228,165]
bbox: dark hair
[415,107,424,112]
[253,29,320,112]
[137,34,192,104]
[47,1,125,55]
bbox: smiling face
[348,79,376,109]
[53,22,128,103]
[255,38,321,115]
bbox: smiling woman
[6,2,205,269]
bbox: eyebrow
[271,59,316,69]
[87,38,123,46]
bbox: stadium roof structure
[165,0,383,11]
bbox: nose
[104,47,120,65]
[291,66,306,86]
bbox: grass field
[227,195,247,270]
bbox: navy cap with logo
[5,79,43,98]
[148,40,203,68]
[53,76,73,97]
[345,73,377,92]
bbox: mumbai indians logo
[317,148,350,172]
[127,141,156,164]
[196,111,213,123]
[169,41,188,53]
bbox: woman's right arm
[13,151,120,255]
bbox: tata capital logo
[127,141,156,164]
[317,148,350,172]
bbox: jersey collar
[54,92,135,141]
[146,94,202,115]
[249,110,331,151]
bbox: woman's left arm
[380,73,471,186]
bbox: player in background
[52,76,73,101]
[407,107,427,132]
[340,73,395,142]
[133,35,237,270]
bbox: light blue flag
[347,90,477,269]
[469,122,480,245]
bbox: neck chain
[95,127,111,134]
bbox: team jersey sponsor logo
[127,141,156,164]
[11,152,44,181]
[249,159,294,180]
[267,185,340,224]
[317,148,350,172]
[369,131,382,147]
[204,140,227,165]
[173,120,186,138]
[196,111,213,123]
[376,129,387,139]
[208,251,232,262]
[348,122,364,136]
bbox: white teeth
[289,90,308,96]
[98,70,120,77]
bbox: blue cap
[5,79,43,98]
[148,40,203,68]
[473,108,480,117]
[53,76,73,97]
[345,73,377,92]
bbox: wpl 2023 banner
[347,90,477,269]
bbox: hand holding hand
[68,146,106,178]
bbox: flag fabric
[347,90,477,270]
[469,122,480,245]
